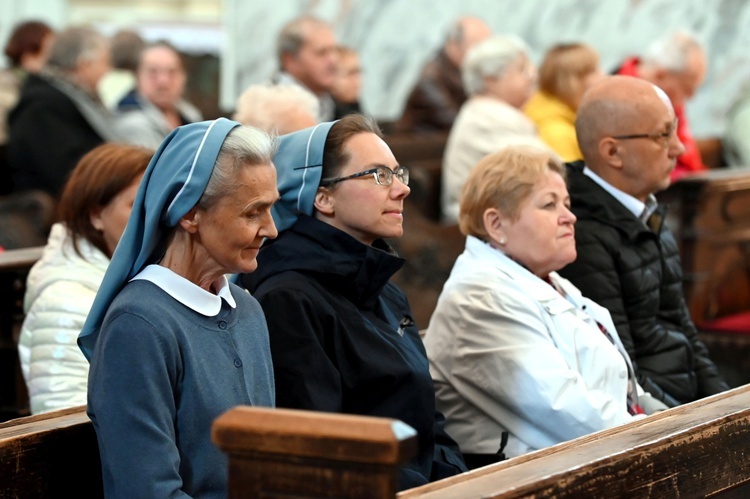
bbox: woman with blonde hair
[424,145,666,468]
[524,42,603,162]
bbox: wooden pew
[657,168,750,387]
[216,385,750,498]
[0,245,44,421]
[5,385,750,498]
[0,405,103,498]
[658,168,750,326]
[213,407,418,498]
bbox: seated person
[559,75,729,407]
[272,15,339,121]
[424,145,667,466]
[395,16,491,133]
[79,119,278,497]
[233,82,319,135]
[0,20,54,150]
[18,143,152,414]
[331,45,362,118]
[7,26,120,198]
[524,42,604,162]
[241,114,467,490]
[116,40,203,149]
[441,34,550,223]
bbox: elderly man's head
[575,75,686,201]
[47,27,111,93]
[277,15,338,95]
[444,16,492,68]
[638,31,707,110]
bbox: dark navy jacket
[242,214,467,490]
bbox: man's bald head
[576,75,670,167]
[444,16,492,67]
[575,75,684,200]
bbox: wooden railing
[4,385,750,498]
[215,385,750,498]
[658,167,750,326]
[400,384,750,498]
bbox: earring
[499,237,507,245]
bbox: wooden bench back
[213,406,417,498]
[4,385,750,498]
[400,384,750,498]
[0,405,103,498]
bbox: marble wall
[224,0,750,139]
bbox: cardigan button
[218,320,228,330]
[234,358,243,368]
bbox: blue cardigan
[87,280,274,498]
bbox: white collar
[131,264,237,317]
[583,165,645,219]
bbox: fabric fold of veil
[78,117,241,361]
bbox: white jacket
[424,236,645,458]
[441,96,552,223]
[18,223,109,414]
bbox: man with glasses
[613,30,708,181]
[559,75,729,409]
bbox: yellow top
[523,91,582,162]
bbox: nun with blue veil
[78,118,279,498]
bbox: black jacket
[559,161,728,407]
[242,215,466,490]
[7,73,105,197]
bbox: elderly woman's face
[485,54,536,108]
[193,162,279,275]
[317,132,410,245]
[498,170,576,277]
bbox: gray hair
[199,126,279,209]
[47,26,108,72]
[233,83,320,133]
[642,30,704,73]
[461,34,529,96]
[276,15,329,66]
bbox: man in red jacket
[614,30,707,181]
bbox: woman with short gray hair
[441,34,552,224]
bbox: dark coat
[558,161,729,407]
[241,215,467,490]
[7,73,105,197]
[394,51,465,133]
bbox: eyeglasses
[611,119,679,148]
[319,166,409,187]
